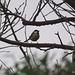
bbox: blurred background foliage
[0,52,72,75]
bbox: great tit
[24,30,39,42]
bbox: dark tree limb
[22,17,75,26]
[0,37,74,50]
[64,0,75,9]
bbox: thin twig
[0,59,14,74]
[55,32,63,45]
[62,52,73,59]
[0,45,18,49]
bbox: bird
[24,30,39,42]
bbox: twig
[41,11,46,21]
[0,59,14,74]
[62,51,73,59]
[33,0,42,21]
[7,0,11,8]
[5,26,24,38]
[61,23,75,36]
[29,48,38,67]
[0,51,10,53]
[65,23,75,45]
[55,32,63,45]
[0,45,18,49]
[33,0,47,21]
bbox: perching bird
[24,30,39,42]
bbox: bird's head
[34,30,39,34]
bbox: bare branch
[22,17,75,26]
[55,32,63,45]
[0,37,74,50]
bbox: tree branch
[2,12,75,26]
[0,37,74,50]
[1,11,75,26]
[22,17,75,26]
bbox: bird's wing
[24,31,34,42]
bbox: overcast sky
[0,0,74,70]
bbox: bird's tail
[24,38,29,42]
